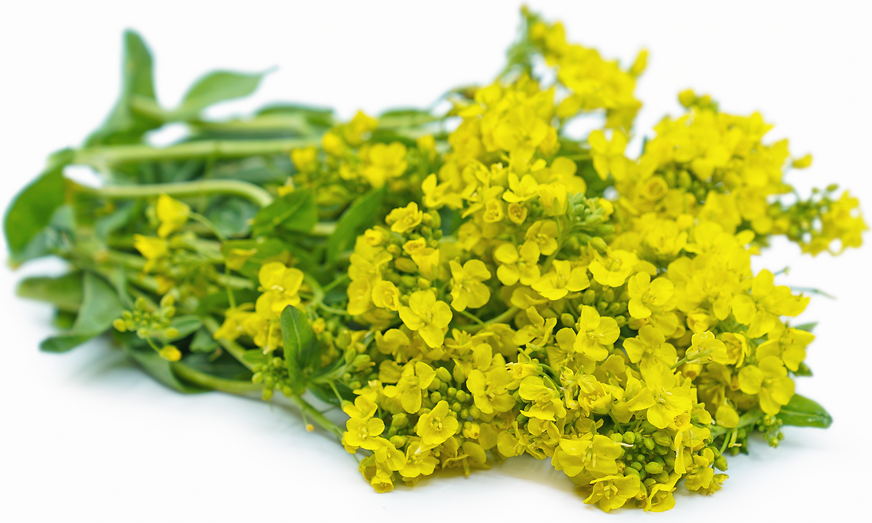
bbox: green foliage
[4,150,73,265]
[251,188,317,237]
[777,394,833,428]
[87,30,162,146]
[40,272,122,353]
[175,70,268,119]
[327,188,384,264]
[281,306,319,395]
[16,272,84,312]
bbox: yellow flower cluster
[206,10,864,512]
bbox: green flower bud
[262,388,274,401]
[436,367,453,383]
[392,413,409,428]
[610,433,624,443]
[714,454,728,471]
[451,402,462,413]
[560,313,575,327]
[113,319,127,332]
[590,237,608,254]
[469,406,482,419]
[645,462,664,475]
[390,435,407,448]
[163,327,179,339]
[430,391,442,403]
[417,277,431,289]
[643,437,656,451]
[623,432,636,444]
[582,290,597,306]
[652,431,671,447]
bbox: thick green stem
[74,138,316,170]
[84,179,274,208]
[172,361,261,394]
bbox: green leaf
[86,30,163,146]
[190,328,220,353]
[4,150,73,264]
[251,188,317,237]
[40,272,123,353]
[326,188,384,263]
[175,70,268,119]
[281,306,319,395]
[793,322,818,333]
[207,198,257,238]
[777,394,833,428]
[181,352,252,382]
[16,272,84,312]
[164,315,203,342]
[121,341,205,393]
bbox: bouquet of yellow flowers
[6,8,866,512]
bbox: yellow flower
[449,260,491,311]
[343,417,385,452]
[383,361,437,413]
[584,474,640,512]
[519,376,566,421]
[398,439,439,479]
[398,290,452,348]
[290,146,318,173]
[416,400,459,446]
[466,367,516,414]
[361,142,408,188]
[732,269,808,338]
[525,220,559,256]
[156,194,190,238]
[385,202,423,234]
[551,434,623,477]
[738,356,795,415]
[421,174,463,210]
[574,305,620,361]
[537,182,568,216]
[589,129,629,181]
[589,249,639,287]
[255,262,304,318]
[371,280,401,311]
[134,235,169,272]
[627,272,674,319]
[622,325,677,366]
[627,362,692,429]
[532,260,589,300]
[756,326,814,371]
[502,173,539,202]
[494,241,540,286]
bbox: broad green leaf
[17,272,84,312]
[121,340,205,393]
[175,70,267,119]
[327,188,384,263]
[86,30,163,146]
[793,322,818,333]
[793,362,813,377]
[40,272,123,353]
[207,198,257,238]
[242,350,269,367]
[777,394,833,428]
[251,188,317,237]
[281,306,319,395]
[4,150,73,264]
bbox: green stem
[172,361,261,394]
[286,393,343,438]
[457,307,520,332]
[74,138,316,171]
[456,309,485,325]
[84,179,274,208]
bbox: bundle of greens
[5,9,866,512]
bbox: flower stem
[172,361,261,394]
[457,307,520,332]
[74,138,317,170]
[84,179,275,208]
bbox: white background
[1,1,870,521]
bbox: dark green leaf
[16,272,84,312]
[40,272,123,353]
[242,349,269,367]
[793,362,813,377]
[4,151,73,264]
[251,188,317,236]
[281,306,319,395]
[176,70,267,119]
[327,188,384,263]
[86,30,163,146]
[122,342,205,393]
[777,394,833,428]
[207,198,257,238]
